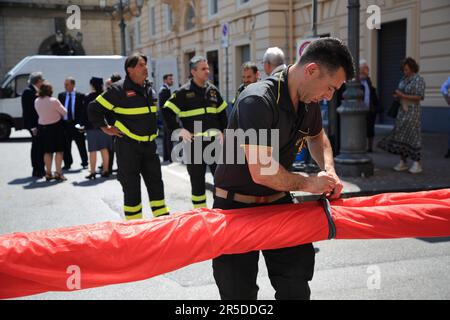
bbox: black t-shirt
[214,66,323,196]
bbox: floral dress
[378,74,426,161]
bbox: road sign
[296,37,320,61]
[221,22,230,48]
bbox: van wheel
[0,119,11,140]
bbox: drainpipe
[289,0,294,64]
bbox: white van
[0,55,127,139]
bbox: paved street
[1,129,449,300]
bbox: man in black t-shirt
[213,38,355,300]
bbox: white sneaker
[393,160,408,171]
[409,161,423,174]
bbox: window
[125,27,133,52]
[163,3,173,32]
[0,74,28,98]
[237,0,250,6]
[15,74,28,96]
[185,3,196,31]
[240,45,250,65]
[209,0,218,17]
[135,18,141,46]
[149,5,156,37]
[235,44,251,87]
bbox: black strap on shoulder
[318,194,336,240]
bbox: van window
[15,74,29,96]
[1,79,15,98]
[0,74,29,98]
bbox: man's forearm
[250,161,308,192]
[307,132,335,172]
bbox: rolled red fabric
[1,189,449,299]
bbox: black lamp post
[110,0,144,56]
[334,0,374,177]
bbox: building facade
[121,0,449,132]
[0,0,121,80]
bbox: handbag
[387,99,400,118]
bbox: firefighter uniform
[162,79,228,208]
[88,76,169,220]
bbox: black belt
[318,195,336,240]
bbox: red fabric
[0,189,449,299]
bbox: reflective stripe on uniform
[96,95,157,115]
[114,120,158,142]
[96,95,115,110]
[193,203,207,209]
[179,108,206,118]
[216,101,228,113]
[125,212,143,220]
[152,207,169,217]
[114,106,157,115]
[165,102,228,118]
[192,194,207,202]
[150,199,166,208]
[164,101,181,114]
[124,203,142,213]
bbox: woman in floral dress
[378,57,426,173]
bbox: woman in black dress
[83,77,113,179]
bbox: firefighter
[162,56,228,208]
[88,53,169,220]
[213,38,355,299]
[231,61,260,108]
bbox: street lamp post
[334,0,374,177]
[118,0,126,56]
[111,0,144,56]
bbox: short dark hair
[110,73,122,83]
[125,53,147,76]
[29,72,44,85]
[89,77,104,93]
[38,81,53,97]
[242,61,259,74]
[299,37,355,80]
[65,77,75,85]
[401,57,419,73]
[163,74,173,81]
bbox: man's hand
[303,171,337,195]
[178,128,193,142]
[217,132,224,145]
[101,125,123,137]
[325,169,343,199]
[31,128,38,136]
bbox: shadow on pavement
[417,237,450,243]
[72,175,115,187]
[8,176,39,185]
[23,180,61,189]
[0,137,31,143]
[62,169,83,174]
